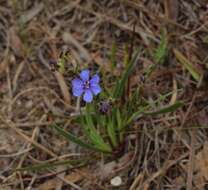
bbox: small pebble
[110,176,122,187]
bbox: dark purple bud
[99,101,112,114]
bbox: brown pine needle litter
[0,0,208,189]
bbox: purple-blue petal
[72,78,83,89]
[80,69,90,82]
[90,74,100,84]
[83,89,93,102]
[90,84,101,95]
[72,87,83,97]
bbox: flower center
[84,80,90,89]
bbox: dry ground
[0,0,208,189]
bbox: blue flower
[72,69,102,103]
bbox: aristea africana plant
[53,49,184,157]
[72,69,101,102]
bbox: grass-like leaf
[154,30,168,64]
[106,119,118,148]
[87,127,112,153]
[144,30,168,78]
[144,101,184,116]
[126,107,147,125]
[15,159,86,172]
[52,124,101,152]
[113,48,140,98]
[83,110,112,153]
[126,101,183,124]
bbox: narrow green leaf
[52,124,98,151]
[113,48,140,98]
[107,119,118,148]
[124,44,130,66]
[15,159,86,172]
[126,107,147,125]
[116,109,122,130]
[83,111,112,152]
[127,101,183,124]
[88,127,112,152]
[116,109,124,142]
[154,29,168,64]
[144,101,184,116]
[97,115,106,128]
[144,30,168,79]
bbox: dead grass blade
[19,3,44,24]
[62,32,92,63]
[12,61,25,93]
[164,0,179,21]
[173,48,202,82]
[186,131,195,190]
[38,169,86,190]
[54,71,71,105]
[169,78,177,105]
